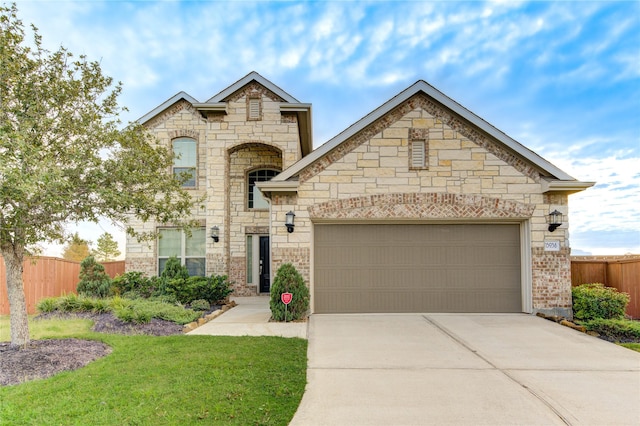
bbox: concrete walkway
[290,314,640,426]
[186,296,307,339]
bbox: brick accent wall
[272,247,311,286]
[531,247,573,316]
[309,193,535,220]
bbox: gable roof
[206,71,300,103]
[136,72,313,156]
[137,91,199,125]
[269,80,594,193]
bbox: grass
[620,343,640,352]
[0,315,93,341]
[0,316,308,425]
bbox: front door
[259,236,270,293]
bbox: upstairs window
[173,138,196,187]
[248,169,279,209]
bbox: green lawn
[620,343,640,352]
[0,316,308,425]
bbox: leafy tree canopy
[0,4,200,346]
[61,232,91,262]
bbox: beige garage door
[314,224,521,313]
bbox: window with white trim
[158,227,206,276]
[248,169,279,209]
[172,137,196,187]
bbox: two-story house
[126,72,593,317]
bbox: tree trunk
[1,247,30,347]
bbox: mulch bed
[1,312,186,387]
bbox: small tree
[62,233,91,261]
[77,256,111,298]
[269,263,309,322]
[93,232,121,262]
[0,4,199,347]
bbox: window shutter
[411,140,426,168]
[249,98,260,119]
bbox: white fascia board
[206,71,300,103]
[137,92,199,125]
[256,180,299,192]
[541,179,596,193]
[192,102,228,113]
[275,80,579,182]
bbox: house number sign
[544,240,560,252]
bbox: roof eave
[207,71,300,103]
[137,92,199,125]
[280,103,313,157]
[541,179,596,194]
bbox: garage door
[314,224,521,313]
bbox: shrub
[204,274,233,304]
[126,299,200,325]
[37,297,61,313]
[162,274,233,305]
[57,293,85,312]
[160,256,189,281]
[77,256,112,298]
[191,299,211,311]
[572,283,629,321]
[269,263,309,322]
[582,318,640,343]
[112,271,157,298]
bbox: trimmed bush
[160,256,189,281]
[572,283,629,321]
[270,263,309,322]
[112,271,158,298]
[582,318,640,343]
[162,274,233,305]
[77,256,112,298]
[190,299,211,311]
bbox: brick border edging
[182,301,238,333]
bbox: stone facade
[269,96,575,316]
[127,74,588,316]
[126,75,305,296]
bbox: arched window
[248,169,279,209]
[173,137,196,187]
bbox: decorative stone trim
[144,100,198,129]
[281,113,297,123]
[309,193,534,220]
[168,129,200,140]
[207,112,225,122]
[299,94,542,183]
[245,226,269,234]
[227,141,283,156]
[225,82,285,103]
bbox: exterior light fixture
[547,210,563,232]
[210,226,220,242]
[285,211,296,233]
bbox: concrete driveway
[290,314,640,426]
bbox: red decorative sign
[281,292,293,305]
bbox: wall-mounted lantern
[547,210,564,232]
[210,226,220,242]
[285,211,296,233]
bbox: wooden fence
[571,256,640,319]
[0,257,125,315]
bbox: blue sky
[14,0,639,256]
